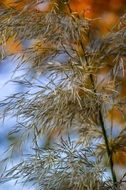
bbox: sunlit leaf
[2,36,22,55]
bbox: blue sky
[0,57,35,190]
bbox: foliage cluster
[0,1,126,189]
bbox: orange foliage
[3,37,22,55]
[2,0,126,32]
[2,0,126,16]
[1,0,126,166]
[1,0,51,12]
[107,106,126,125]
[96,65,115,92]
[113,150,126,165]
[118,78,126,99]
[69,0,93,19]
[99,12,119,35]
[69,0,126,17]
[110,0,126,11]
[69,0,126,34]
[2,0,26,10]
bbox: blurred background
[0,0,126,189]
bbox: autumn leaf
[2,36,22,55]
[69,0,93,19]
[110,0,126,11]
[107,106,126,126]
[2,0,26,10]
[113,151,126,165]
